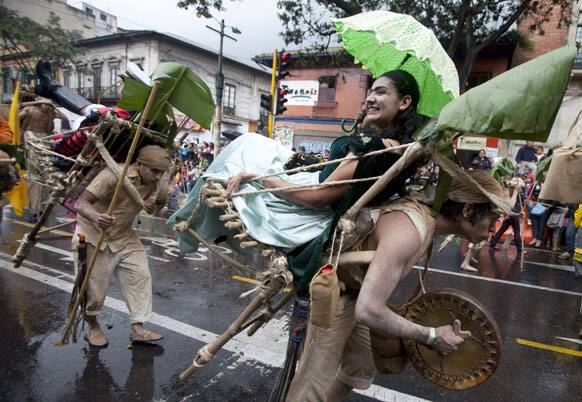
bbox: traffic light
[275,85,288,115]
[277,51,290,80]
[260,93,272,112]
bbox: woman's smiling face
[363,76,411,129]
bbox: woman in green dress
[169,70,426,286]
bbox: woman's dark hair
[376,70,427,144]
[439,199,493,225]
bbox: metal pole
[214,19,225,157]
[268,50,278,138]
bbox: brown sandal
[129,330,164,344]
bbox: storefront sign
[280,80,319,106]
[457,136,487,151]
[175,114,204,131]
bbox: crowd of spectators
[462,142,577,260]
[166,140,215,210]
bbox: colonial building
[0,28,272,136]
[66,30,271,135]
[1,0,118,38]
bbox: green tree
[176,0,571,90]
[0,5,83,71]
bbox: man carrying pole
[73,144,170,347]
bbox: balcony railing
[75,86,121,103]
[223,105,236,116]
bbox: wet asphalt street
[0,208,581,402]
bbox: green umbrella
[333,10,459,117]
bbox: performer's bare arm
[75,190,115,229]
[225,158,358,208]
[355,211,470,355]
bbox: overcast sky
[80,0,287,66]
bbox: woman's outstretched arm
[225,158,358,209]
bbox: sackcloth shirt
[287,197,435,402]
[74,164,157,323]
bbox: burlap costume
[74,146,169,323]
[287,198,435,401]
[287,169,509,401]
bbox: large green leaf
[117,63,216,130]
[436,46,576,141]
[116,75,151,111]
[151,62,215,129]
[491,157,515,184]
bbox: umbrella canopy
[333,10,459,117]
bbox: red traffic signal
[275,85,288,115]
[277,50,290,80]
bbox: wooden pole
[54,82,160,347]
[179,291,269,381]
[342,142,424,223]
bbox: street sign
[457,135,487,150]
[280,80,319,106]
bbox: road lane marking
[555,337,582,346]
[149,255,171,263]
[414,266,582,297]
[516,338,582,357]
[0,257,430,402]
[527,261,574,272]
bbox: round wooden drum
[403,288,502,390]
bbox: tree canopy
[0,5,83,71]
[176,0,571,89]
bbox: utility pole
[206,19,240,157]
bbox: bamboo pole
[37,219,76,234]
[54,82,160,347]
[179,290,269,381]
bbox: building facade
[66,31,272,136]
[1,0,118,38]
[0,29,272,137]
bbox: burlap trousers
[286,294,376,402]
[74,242,152,324]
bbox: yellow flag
[5,81,28,216]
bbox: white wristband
[426,327,436,345]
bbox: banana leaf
[436,45,576,142]
[117,63,215,130]
[116,75,151,110]
[151,62,215,130]
[491,157,515,184]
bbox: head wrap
[137,145,170,171]
[432,151,512,213]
